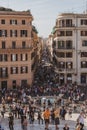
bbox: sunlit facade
[0,8,39,89]
[52,13,87,85]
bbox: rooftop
[0,7,32,16]
[58,12,87,18]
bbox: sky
[0,0,86,37]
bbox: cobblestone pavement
[0,113,87,130]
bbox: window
[21,80,27,86]
[60,20,65,27]
[0,54,8,61]
[22,20,25,25]
[20,30,27,37]
[11,54,18,61]
[58,41,65,49]
[66,31,72,36]
[81,74,86,83]
[10,30,17,37]
[10,20,17,25]
[60,74,64,83]
[0,67,8,77]
[81,31,87,36]
[81,19,87,25]
[57,52,65,58]
[81,61,87,68]
[21,54,27,61]
[21,66,28,73]
[66,62,73,69]
[1,81,7,90]
[0,30,7,37]
[2,41,6,49]
[12,80,16,89]
[82,40,87,46]
[67,73,72,78]
[66,19,72,27]
[2,30,5,36]
[11,67,18,74]
[81,52,87,57]
[1,19,5,24]
[22,41,26,48]
[66,52,72,58]
[58,62,65,69]
[66,40,72,49]
[59,31,65,36]
[67,73,72,83]
[12,41,16,49]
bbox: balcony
[0,46,33,53]
[58,68,75,73]
[58,24,75,28]
[8,46,33,49]
[56,47,74,51]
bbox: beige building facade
[52,13,87,85]
[0,8,39,89]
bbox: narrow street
[33,45,58,89]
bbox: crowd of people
[0,47,87,130]
[0,100,86,130]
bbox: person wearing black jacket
[8,113,14,130]
[60,106,67,120]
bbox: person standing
[54,108,60,130]
[1,104,5,118]
[29,110,34,125]
[8,113,14,130]
[43,107,50,130]
[76,112,84,130]
[37,110,43,124]
[76,122,81,130]
[60,106,67,120]
[22,116,28,130]
[50,108,55,125]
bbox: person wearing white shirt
[77,112,84,130]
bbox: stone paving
[0,113,87,130]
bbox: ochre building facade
[0,9,39,89]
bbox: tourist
[8,113,14,130]
[22,116,28,130]
[43,107,50,130]
[76,112,84,130]
[63,123,69,130]
[60,106,67,120]
[54,107,60,130]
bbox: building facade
[0,8,39,89]
[46,35,53,62]
[52,13,87,85]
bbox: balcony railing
[58,68,75,72]
[57,47,74,49]
[58,24,75,28]
[0,46,33,50]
